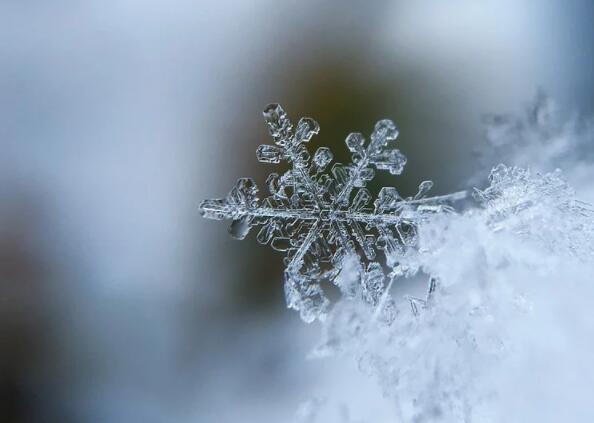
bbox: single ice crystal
[199,104,466,321]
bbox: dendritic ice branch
[200,104,466,322]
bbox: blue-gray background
[1,1,593,422]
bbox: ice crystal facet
[200,104,466,322]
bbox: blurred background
[1,1,593,421]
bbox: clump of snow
[311,164,594,422]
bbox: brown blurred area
[1,1,593,422]
[0,195,52,422]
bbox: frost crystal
[200,104,466,322]
[474,164,594,258]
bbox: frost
[312,165,594,422]
[200,104,466,322]
[474,164,594,258]
[479,91,594,175]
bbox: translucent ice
[200,104,466,322]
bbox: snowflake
[200,104,466,322]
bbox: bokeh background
[1,1,593,422]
